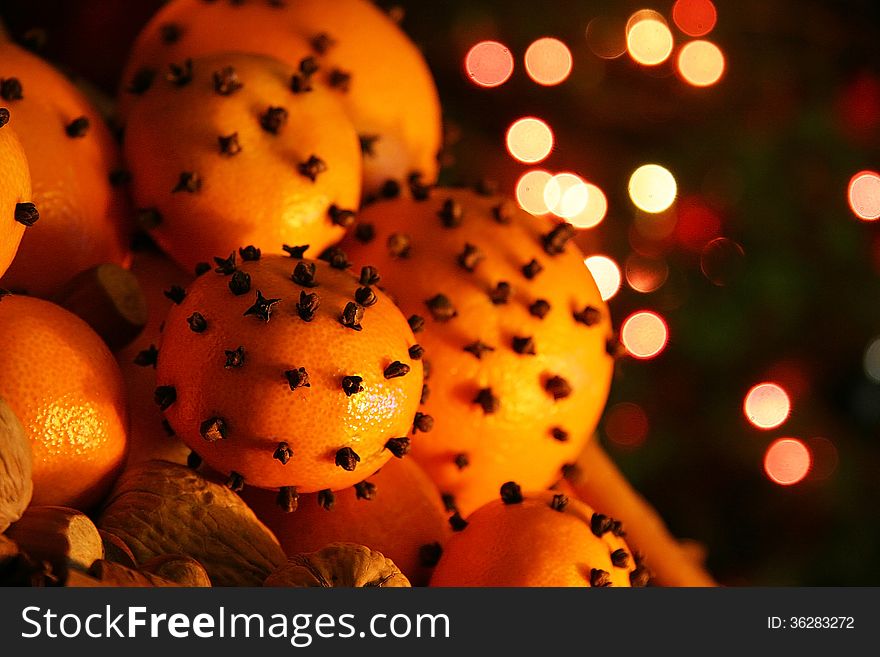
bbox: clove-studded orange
[0,41,130,298]
[0,108,32,279]
[155,251,424,503]
[244,456,450,586]
[345,187,615,516]
[430,486,646,587]
[0,294,129,510]
[123,52,361,273]
[119,0,441,196]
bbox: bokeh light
[764,438,812,486]
[621,311,669,359]
[700,237,745,286]
[524,37,573,86]
[567,182,608,229]
[626,11,674,66]
[677,40,725,87]
[465,40,515,87]
[675,197,722,251]
[604,402,649,447]
[625,254,669,293]
[629,164,678,213]
[585,16,627,60]
[544,172,589,219]
[848,170,880,221]
[515,169,553,215]
[806,437,839,481]
[506,117,554,164]
[672,0,717,37]
[584,255,622,301]
[863,336,880,382]
[744,383,791,429]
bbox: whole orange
[119,0,441,195]
[0,41,130,298]
[345,188,614,515]
[0,294,129,509]
[0,108,32,279]
[244,456,450,586]
[430,486,645,587]
[155,252,424,498]
[123,52,361,272]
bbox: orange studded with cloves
[123,52,361,273]
[430,485,646,587]
[154,252,423,503]
[345,187,614,516]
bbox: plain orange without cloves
[0,294,128,509]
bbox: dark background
[2,0,878,585]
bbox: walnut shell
[0,397,32,533]
[83,559,180,587]
[5,506,103,579]
[140,554,211,587]
[98,460,285,586]
[265,543,411,588]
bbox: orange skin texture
[123,52,361,273]
[430,490,635,587]
[244,457,450,586]
[0,115,30,279]
[120,0,441,195]
[0,295,129,509]
[0,42,130,298]
[116,249,192,468]
[344,189,614,515]
[156,255,423,491]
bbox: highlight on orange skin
[466,40,515,88]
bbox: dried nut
[85,559,180,587]
[0,398,32,533]
[140,554,211,587]
[99,530,138,569]
[6,506,103,579]
[52,263,149,351]
[0,533,56,586]
[264,543,410,588]
[98,460,285,586]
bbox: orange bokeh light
[848,170,880,221]
[465,40,515,88]
[625,254,669,293]
[677,40,725,87]
[586,16,627,60]
[743,383,791,430]
[544,173,589,219]
[604,402,649,447]
[621,311,669,359]
[672,0,718,37]
[626,12,674,66]
[584,255,622,301]
[506,117,554,164]
[524,37,573,86]
[764,438,811,486]
[568,182,608,229]
[516,170,553,215]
